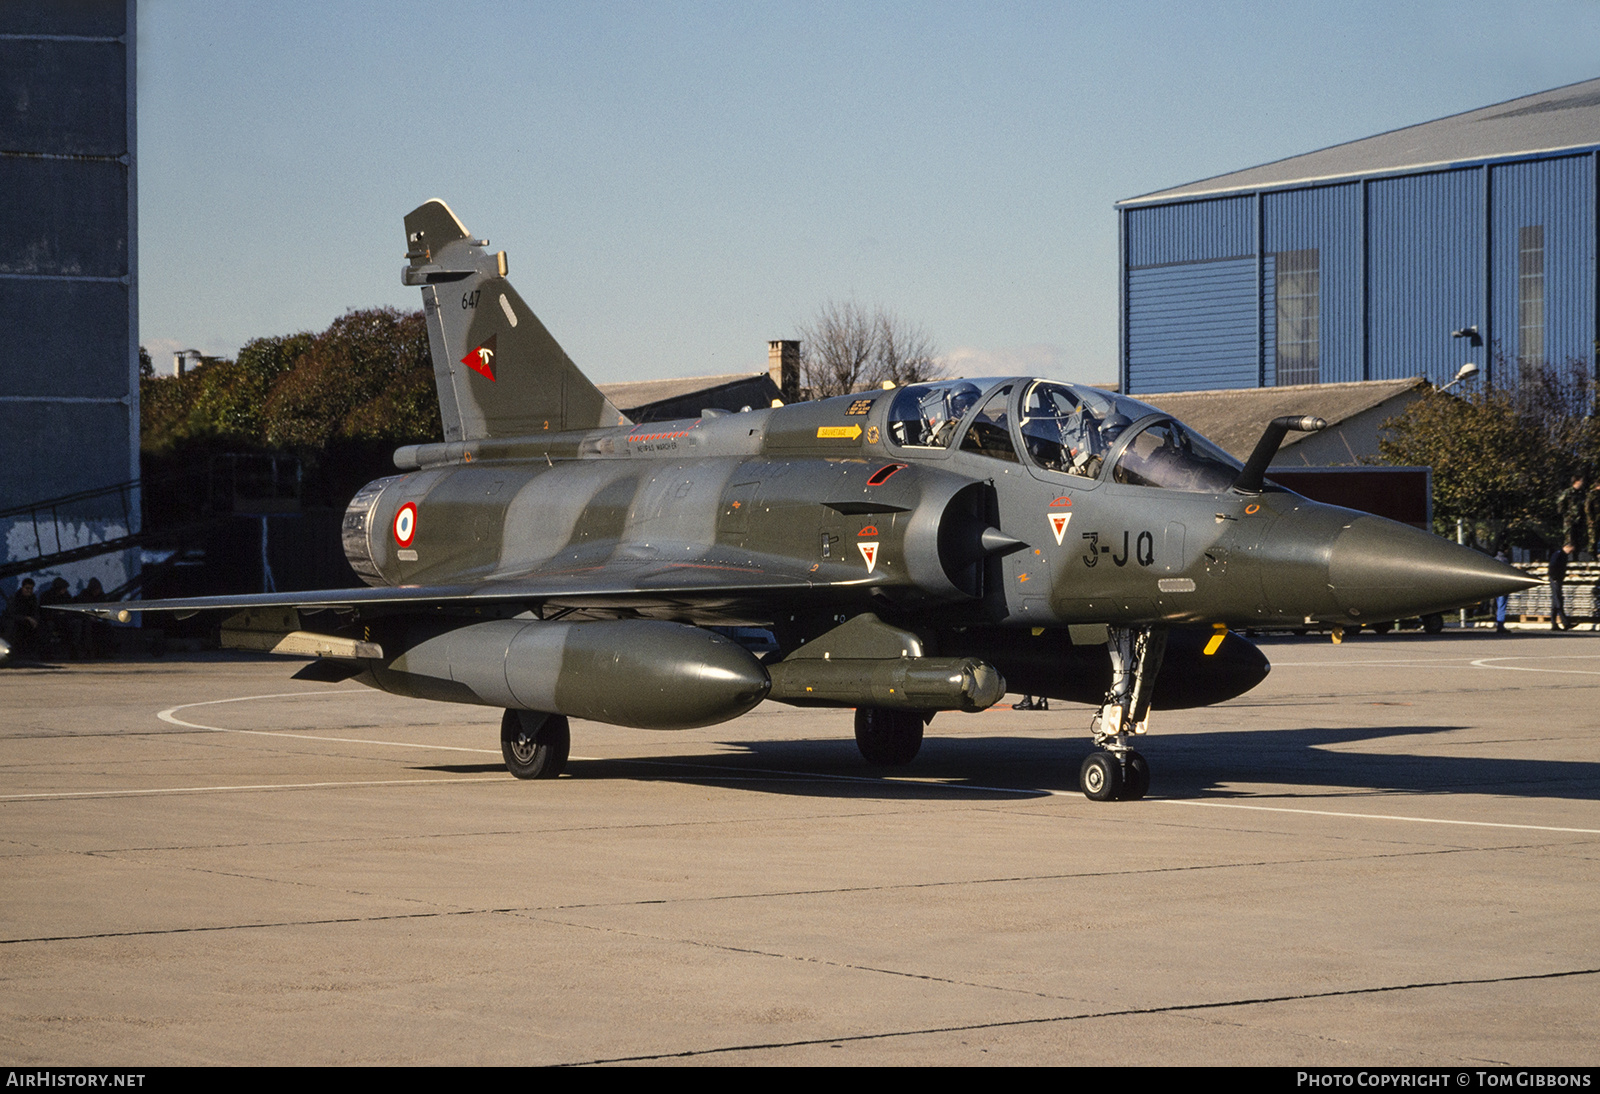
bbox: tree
[139,308,444,508]
[797,300,941,399]
[1375,354,1600,545]
[140,308,440,455]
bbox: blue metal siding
[1490,155,1596,379]
[1263,184,1362,384]
[1126,196,1254,266]
[1366,170,1485,387]
[1125,258,1259,392]
[1261,253,1277,385]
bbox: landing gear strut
[1080,626,1166,801]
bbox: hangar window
[1275,249,1320,386]
[1518,225,1545,373]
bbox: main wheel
[501,709,570,780]
[1121,750,1150,801]
[1080,750,1123,802]
[854,707,924,765]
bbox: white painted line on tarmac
[1269,657,1484,667]
[1157,798,1600,835]
[1470,656,1600,676]
[157,691,501,755]
[0,776,509,802]
[137,694,1600,837]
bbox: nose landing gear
[1079,626,1165,801]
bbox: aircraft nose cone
[1328,516,1539,620]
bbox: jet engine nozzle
[1327,516,1540,621]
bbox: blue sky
[137,1,1600,386]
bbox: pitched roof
[1135,377,1427,460]
[597,372,772,412]
[1123,77,1600,206]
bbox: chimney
[768,340,800,403]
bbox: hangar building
[0,0,138,594]
[1117,79,1600,396]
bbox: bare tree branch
[797,300,942,399]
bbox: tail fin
[402,199,626,441]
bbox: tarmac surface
[3,629,1599,1066]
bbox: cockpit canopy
[886,378,1242,493]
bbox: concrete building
[1118,79,1600,396]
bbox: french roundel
[393,503,417,547]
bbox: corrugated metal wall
[1126,258,1259,392]
[1124,197,1259,393]
[1489,154,1597,383]
[1366,170,1484,387]
[1125,197,1254,266]
[1263,184,1361,385]
[1122,152,1599,395]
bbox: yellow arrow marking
[817,425,863,439]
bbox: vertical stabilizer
[402,199,626,441]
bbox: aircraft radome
[69,200,1538,801]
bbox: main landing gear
[854,707,925,765]
[501,709,570,779]
[1079,626,1167,802]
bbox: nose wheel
[1079,748,1149,802]
[1079,625,1164,801]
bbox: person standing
[1549,543,1575,631]
[1495,543,1512,634]
[2,578,41,659]
[1558,475,1590,559]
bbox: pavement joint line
[0,842,1512,946]
[566,965,1600,1065]
[518,910,1096,1005]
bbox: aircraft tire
[1080,751,1122,802]
[1121,750,1150,801]
[1422,613,1445,634]
[501,709,570,780]
[854,707,924,766]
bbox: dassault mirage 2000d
[85,200,1537,800]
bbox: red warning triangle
[858,542,879,573]
[1049,512,1071,545]
[462,334,497,381]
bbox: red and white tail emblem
[462,334,497,381]
[1048,512,1071,545]
[858,541,879,573]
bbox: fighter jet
[78,200,1536,801]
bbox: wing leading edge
[60,559,880,619]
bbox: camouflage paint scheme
[83,201,1535,799]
